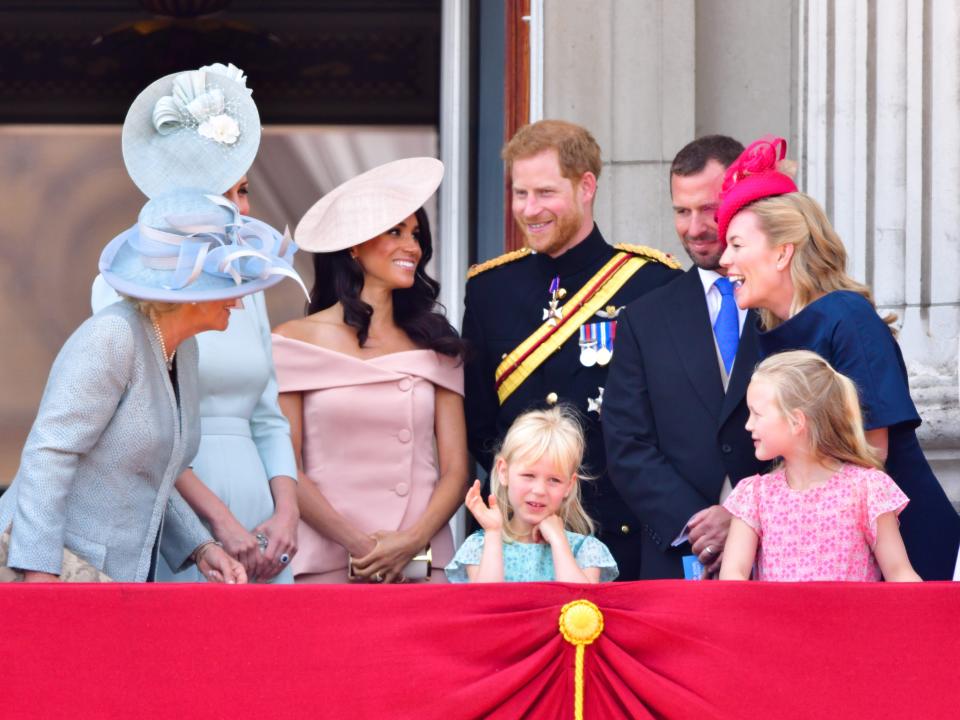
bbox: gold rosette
[559,599,605,720]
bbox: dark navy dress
[756,290,960,580]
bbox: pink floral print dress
[723,463,908,581]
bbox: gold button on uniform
[546,392,559,405]
[620,524,631,535]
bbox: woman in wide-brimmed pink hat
[273,157,468,584]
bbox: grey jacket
[0,302,211,581]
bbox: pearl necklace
[151,317,176,371]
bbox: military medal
[578,323,598,367]
[594,321,616,366]
[542,275,565,327]
[587,387,604,415]
[594,304,624,320]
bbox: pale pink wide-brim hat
[294,157,444,253]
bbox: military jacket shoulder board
[613,243,683,270]
[466,247,532,279]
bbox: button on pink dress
[723,463,909,581]
[272,336,463,582]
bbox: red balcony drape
[2,581,957,719]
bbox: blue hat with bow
[99,191,307,302]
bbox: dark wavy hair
[308,207,466,359]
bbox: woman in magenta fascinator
[715,135,960,580]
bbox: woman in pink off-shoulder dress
[273,158,468,583]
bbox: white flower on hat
[198,113,240,145]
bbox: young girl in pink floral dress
[720,350,921,582]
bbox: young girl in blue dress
[445,406,617,583]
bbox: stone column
[799,0,960,502]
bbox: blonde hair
[502,119,602,183]
[746,192,896,331]
[121,296,178,320]
[752,350,883,471]
[490,405,595,541]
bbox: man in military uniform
[461,119,681,580]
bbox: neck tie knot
[712,276,739,375]
[715,276,735,296]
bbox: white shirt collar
[697,267,724,297]
[697,266,747,332]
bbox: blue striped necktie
[713,276,739,374]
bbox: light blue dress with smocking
[92,276,298,583]
[444,529,619,583]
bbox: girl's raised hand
[532,514,566,546]
[465,479,502,532]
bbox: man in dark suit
[603,136,768,579]
[462,120,682,580]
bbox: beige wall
[0,128,139,483]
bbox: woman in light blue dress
[155,289,299,583]
[150,198,300,582]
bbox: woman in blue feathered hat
[0,66,304,583]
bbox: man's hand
[688,505,732,577]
